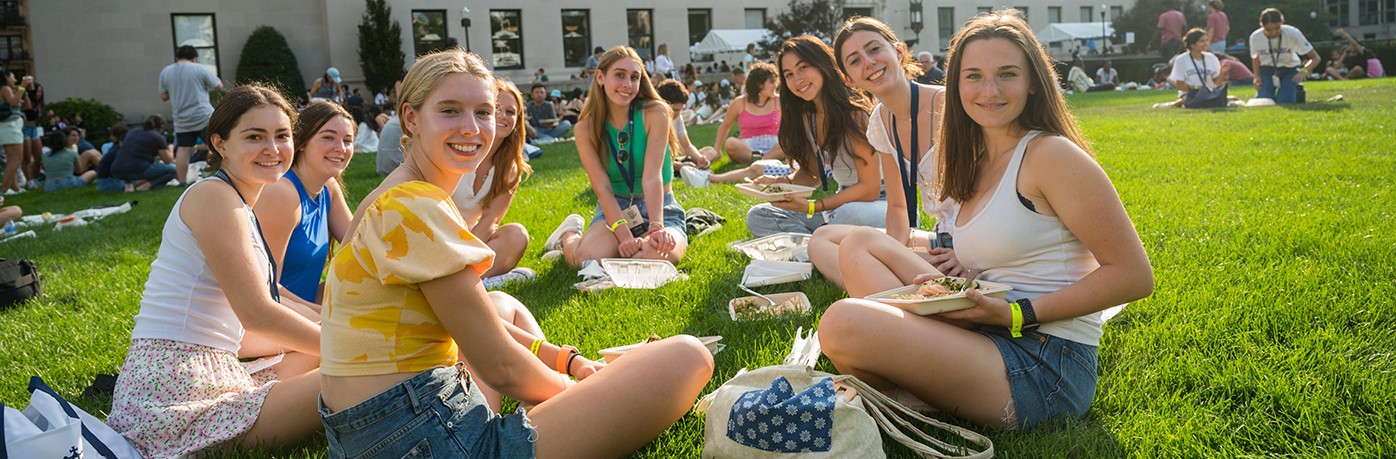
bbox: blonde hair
[396,49,494,154]
[485,78,532,203]
[578,46,677,162]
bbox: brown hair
[1184,27,1209,48]
[1208,0,1225,11]
[745,62,778,104]
[1259,8,1284,25]
[578,46,677,163]
[292,100,356,193]
[485,78,532,203]
[833,17,924,80]
[937,9,1089,203]
[204,84,297,172]
[775,36,873,175]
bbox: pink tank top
[737,103,780,138]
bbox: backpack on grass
[0,258,41,309]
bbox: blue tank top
[281,169,331,301]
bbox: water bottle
[2,220,15,237]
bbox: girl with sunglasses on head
[741,35,884,238]
[544,46,688,268]
[320,49,712,458]
[808,16,960,290]
[817,10,1152,429]
[450,78,536,289]
[108,84,324,457]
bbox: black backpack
[0,259,41,309]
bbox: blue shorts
[590,192,687,242]
[319,365,536,459]
[978,327,1098,429]
[21,124,40,140]
[44,176,87,192]
[96,177,126,192]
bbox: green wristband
[1010,301,1024,338]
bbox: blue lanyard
[213,170,280,303]
[606,103,637,192]
[805,113,829,192]
[889,81,921,226]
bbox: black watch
[1018,298,1040,330]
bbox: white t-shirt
[1249,25,1313,68]
[451,165,496,226]
[1168,52,1223,90]
[1096,67,1118,84]
[655,54,675,77]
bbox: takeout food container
[728,232,810,261]
[735,183,816,201]
[600,259,681,289]
[864,278,1013,315]
[728,292,811,321]
[599,335,724,363]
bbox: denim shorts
[44,176,87,192]
[319,365,536,459]
[978,327,1098,429]
[591,192,687,242]
[21,124,40,140]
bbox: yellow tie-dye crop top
[321,181,495,376]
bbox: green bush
[45,97,124,143]
[235,26,306,100]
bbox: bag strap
[1,400,9,459]
[833,375,994,459]
[29,376,120,459]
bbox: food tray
[599,259,680,289]
[864,278,1013,315]
[728,292,812,321]
[728,232,810,261]
[741,260,813,287]
[735,183,816,201]
[599,336,724,363]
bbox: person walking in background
[743,43,758,72]
[1206,1,1230,54]
[1,69,27,195]
[159,45,223,186]
[1249,8,1319,104]
[19,75,42,190]
[1155,3,1187,59]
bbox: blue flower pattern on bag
[726,376,835,452]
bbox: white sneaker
[544,214,585,252]
[3,188,23,196]
[25,179,40,190]
[681,167,710,188]
[542,250,565,261]
[482,267,537,290]
[1151,102,1174,109]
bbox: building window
[0,1,20,27]
[1110,6,1123,21]
[689,9,712,47]
[938,7,955,50]
[1048,7,1061,24]
[411,10,448,56]
[490,10,524,69]
[561,10,590,68]
[1386,0,1395,23]
[0,35,22,61]
[1081,6,1094,22]
[170,14,220,78]
[1360,0,1381,25]
[1327,0,1350,27]
[628,9,654,59]
[745,8,767,29]
[1014,7,1028,22]
[977,7,992,15]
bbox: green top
[603,105,672,196]
[43,148,79,180]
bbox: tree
[760,0,848,54]
[235,26,306,99]
[358,0,405,97]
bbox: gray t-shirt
[158,61,220,133]
[376,116,403,176]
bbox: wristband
[529,339,543,356]
[555,345,579,374]
[1009,301,1024,338]
[807,200,817,218]
[565,351,582,377]
[609,218,628,232]
[1018,297,1039,330]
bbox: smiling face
[300,115,355,179]
[495,88,519,143]
[780,52,825,102]
[957,37,1034,132]
[401,73,496,176]
[601,58,643,108]
[838,30,905,95]
[211,105,294,187]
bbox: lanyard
[889,80,921,226]
[1268,32,1283,67]
[805,113,830,192]
[212,170,281,303]
[606,103,638,192]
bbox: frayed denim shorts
[978,327,1099,429]
[591,192,687,242]
[319,365,536,459]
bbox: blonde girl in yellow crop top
[320,49,714,459]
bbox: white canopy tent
[689,29,773,63]
[1036,22,1115,43]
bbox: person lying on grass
[741,35,885,238]
[108,84,324,457]
[818,10,1154,429]
[450,78,536,289]
[544,46,689,268]
[810,16,962,290]
[320,49,714,458]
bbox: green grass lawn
[3,79,1394,458]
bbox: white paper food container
[865,278,1013,315]
[600,259,680,289]
[728,292,812,321]
[728,232,810,261]
[599,336,724,363]
[735,183,816,201]
[741,260,813,287]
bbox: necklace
[751,96,770,108]
[401,160,425,182]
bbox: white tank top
[451,165,496,226]
[950,131,1108,346]
[130,178,272,353]
[868,104,954,231]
